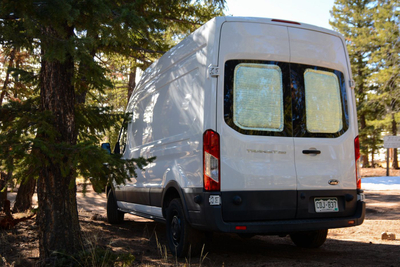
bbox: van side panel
[119,25,216,214]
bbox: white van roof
[135,16,344,94]
[221,16,340,36]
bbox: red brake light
[355,136,361,189]
[355,136,360,161]
[203,130,220,191]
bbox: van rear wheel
[106,190,124,224]
[166,199,204,257]
[290,229,328,248]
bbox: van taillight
[203,130,220,191]
[355,136,361,189]
[271,19,301,25]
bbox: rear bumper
[186,191,366,234]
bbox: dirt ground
[1,168,400,266]
[361,167,400,177]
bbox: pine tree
[368,0,400,168]
[330,0,375,166]
[0,0,225,263]
[101,2,225,104]
[0,45,38,211]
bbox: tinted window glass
[291,64,349,138]
[224,60,349,138]
[304,69,343,133]
[224,60,292,137]
[233,63,283,131]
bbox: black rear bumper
[185,190,366,234]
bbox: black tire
[106,189,124,224]
[166,199,205,258]
[290,229,328,248]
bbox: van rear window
[224,60,349,138]
[233,63,283,132]
[304,69,343,133]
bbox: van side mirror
[101,143,111,154]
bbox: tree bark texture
[371,134,376,168]
[357,54,369,168]
[0,172,7,211]
[359,113,369,167]
[12,176,36,213]
[0,172,12,211]
[392,114,398,169]
[0,48,15,106]
[37,25,81,263]
[128,66,136,101]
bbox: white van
[105,16,366,257]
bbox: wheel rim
[171,213,181,246]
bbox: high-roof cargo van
[104,16,366,257]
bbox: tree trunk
[0,172,12,211]
[0,48,15,106]
[0,50,15,211]
[0,172,7,211]
[128,64,136,101]
[356,52,370,168]
[12,177,36,213]
[392,114,398,169]
[37,25,81,263]
[76,52,96,105]
[359,113,369,167]
[371,134,375,168]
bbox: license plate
[314,198,339,213]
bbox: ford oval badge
[329,179,339,186]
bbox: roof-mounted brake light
[271,19,301,25]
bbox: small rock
[90,213,105,221]
[381,232,396,240]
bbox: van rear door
[216,21,297,222]
[288,28,358,219]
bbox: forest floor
[1,167,400,266]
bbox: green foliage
[0,98,154,191]
[330,0,374,114]
[0,46,39,107]
[330,0,400,165]
[0,0,225,184]
[368,0,400,132]
[0,0,226,261]
[76,247,135,267]
[95,0,225,116]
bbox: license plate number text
[314,198,339,213]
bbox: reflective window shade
[233,64,283,131]
[304,69,343,133]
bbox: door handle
[302,149,321,155]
